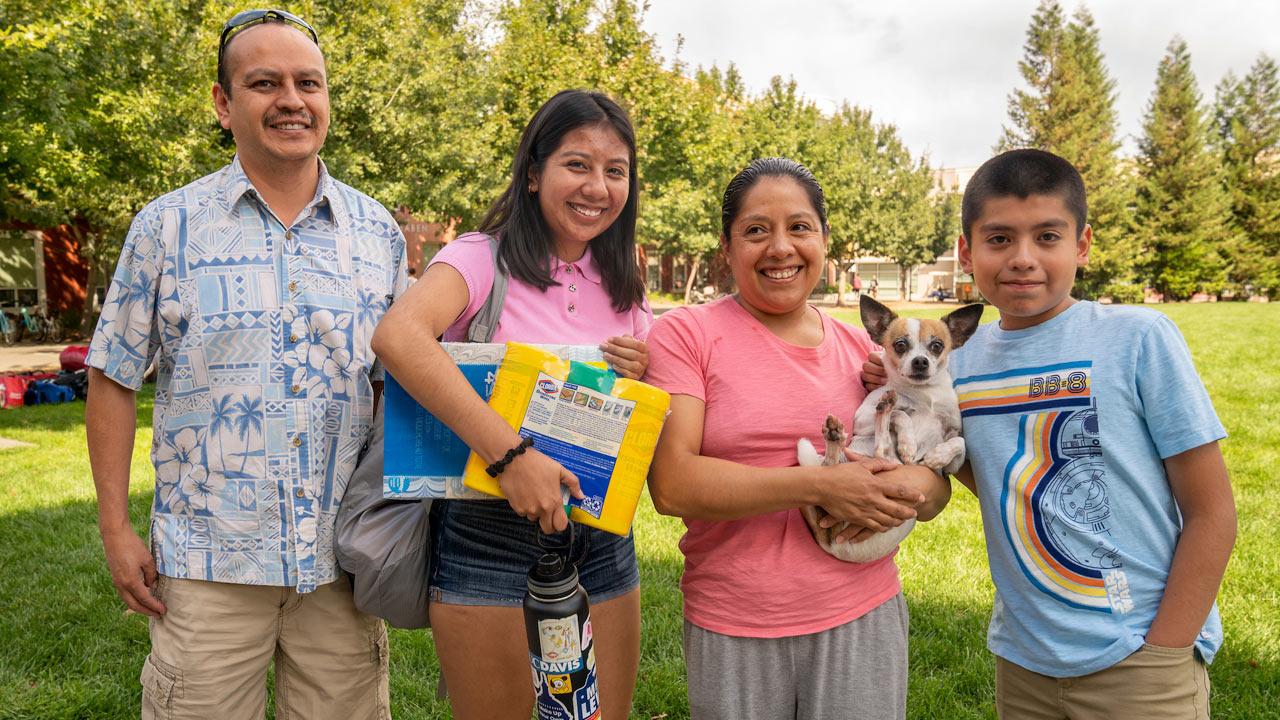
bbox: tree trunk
[899,264,911,302]
[682,256,701,304]
[79,229,102,338]
[835,260,848,307]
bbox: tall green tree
[811,104,880,305]
[639,65,738,302]
[998,1,1135,298]
[1135,37,1234,300]
[1214,55,1280,296]
[739,76,824,163]
[1,0,952,320]
[998,0,1067,152]
[316,0,490,227]
[0,0,225,332]
[869,147,947,301]
[811,106,943,304]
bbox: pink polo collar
[550,245,603,284]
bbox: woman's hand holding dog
[814,456,925,534]
[861,351,888,390]
[498,449,584,534]
[601,336,649,379]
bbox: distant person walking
[85,10,406,718]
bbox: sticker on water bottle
[539,615,582,664]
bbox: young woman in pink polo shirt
[645,158,952,719]
[373,90,649,719]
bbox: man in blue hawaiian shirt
[85,10,406,718]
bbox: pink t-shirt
[429,233,652,343]
[644,296,901,638]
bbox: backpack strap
[465,234,509,343]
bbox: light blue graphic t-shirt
[950,301,1226,677]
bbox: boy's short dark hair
[962,149,1087,239]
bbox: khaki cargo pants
[996,644,1210,720]
[141,575,390,720]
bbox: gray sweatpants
[683,592,909,720]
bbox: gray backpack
[335,235,508,629]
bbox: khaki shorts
[995,644,1210,720]
[141,575,390,720]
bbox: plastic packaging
[463,342,670,536]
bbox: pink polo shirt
[644,297,901,638]
[429,232,652,344]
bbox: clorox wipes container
[463,342,670,536]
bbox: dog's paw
[922,436,966,475]
[876,389,898,413]
[823,415,846,443]
[896,438,917,464]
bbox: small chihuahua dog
[797,295,984,563]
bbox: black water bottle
[524,552,601,720]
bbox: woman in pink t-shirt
[646,158,952,719]
[373,91,650,720]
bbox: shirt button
[568,304,576,313]
[285,230,293,240]
[291,384,301,394]
[568,284,576,293]
[288,281,297,292]
[295,488,305,498]
[565,266,573,274]
[292,436,302,447]
[289,333,298,343]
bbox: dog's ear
[859,295,896,346]
[942,303,985,349]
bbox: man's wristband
[486,437,534,477]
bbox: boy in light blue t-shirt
[947,149,1236,719]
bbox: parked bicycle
[0,310,15,345]
[17,307,39,342]
[39,308,60,343]
[14,306,60,343]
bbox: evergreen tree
[1136,37,1234,300]
[1214,55,1280,297]
[998,1,1135,298]
[1060,8,1137,298]
[998,0,1067,152]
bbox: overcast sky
[641,0,1280,169]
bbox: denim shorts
[428,499,640,606]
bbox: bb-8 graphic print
[955,361,1133,615]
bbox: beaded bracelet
[486,437,534,477]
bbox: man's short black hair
[961,149,1088,238]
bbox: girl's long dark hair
[478,90,645,313]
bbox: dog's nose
[911,356,930,372]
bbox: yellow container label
[463,342,671,536]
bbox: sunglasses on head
[217,8,318,68]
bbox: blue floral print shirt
[88,156,408,592]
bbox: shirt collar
[221,155,347,229]
[550,245,603,284]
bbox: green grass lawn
[1,302,1276,719]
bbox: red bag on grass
[60,345,89,372]
[1,376,28,409]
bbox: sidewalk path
[0,343,71,374]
